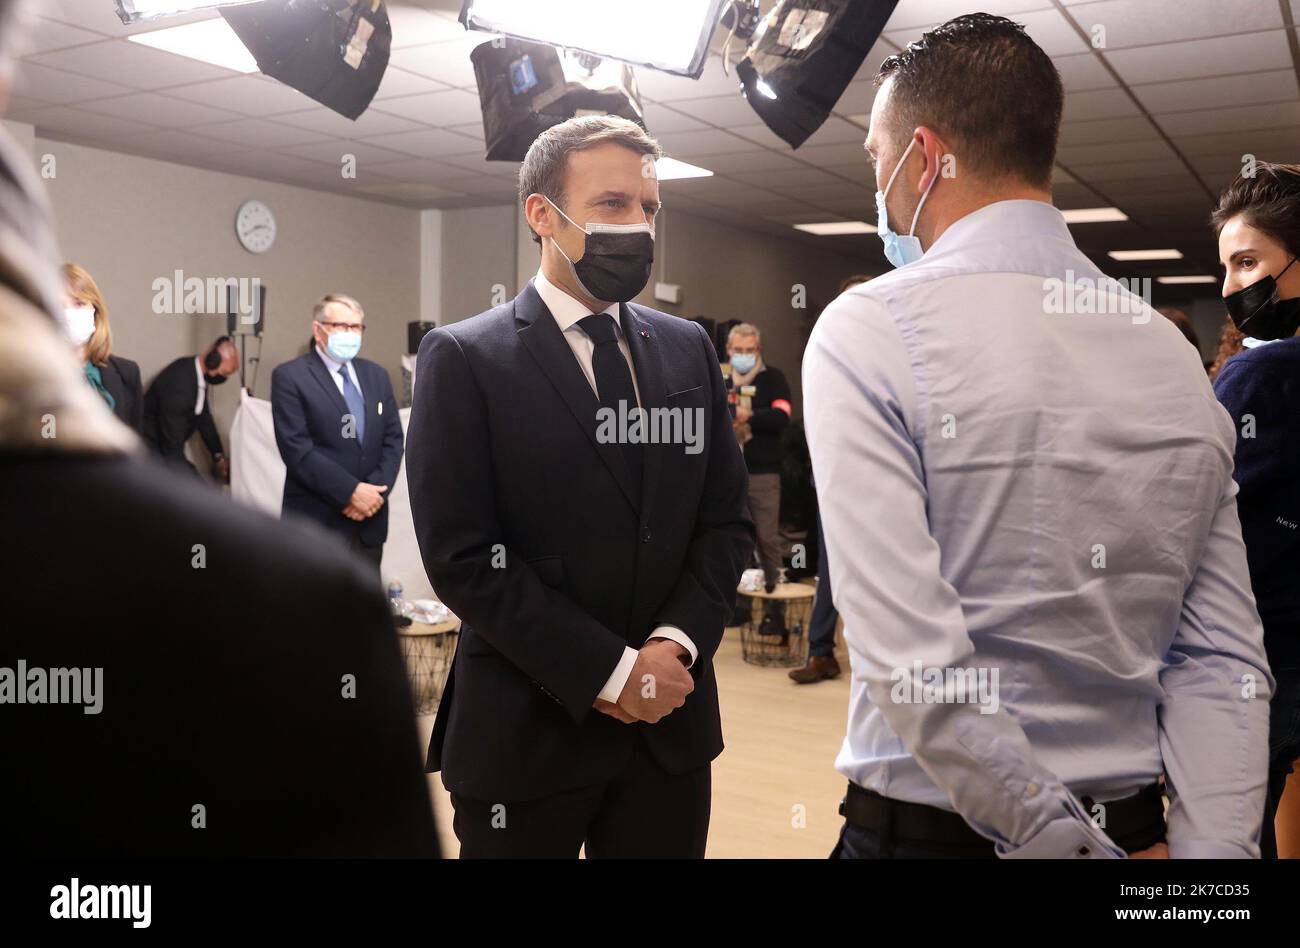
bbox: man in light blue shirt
[804,14,1272,859]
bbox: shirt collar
[316,344,346,375]
[194,355,206,391]
[925,199,1071,257]
[534,268,620,334]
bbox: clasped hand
[342,482,388,521]
[593,638,693,725]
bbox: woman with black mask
[1212,161,1300,858]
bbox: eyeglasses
[317,320,365,334]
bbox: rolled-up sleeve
[803,293,1122,858]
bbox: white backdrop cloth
[229,389,434,599]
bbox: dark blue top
[1214,337,1300,668]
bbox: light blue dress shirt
[315,345,363,399]
[803,199,1273,859]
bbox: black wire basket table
[736,581,815,668]
[394,615,460,714]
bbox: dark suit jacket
[100,354,142,433]
[142,355,224,470]
[271,350,404,548]
[406,281,754,802]
[2,450,438,857]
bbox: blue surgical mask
[876,138,937,269]
[325,331,362,362]
[730,353,757,374]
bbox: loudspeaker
[408,321,436,355]
[226,283,267,337]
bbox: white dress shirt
[532,269,697,703]
[804,199,1272,858]
[193,356,206,416]
[316,344,363,399]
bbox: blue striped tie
[338,366,366,445]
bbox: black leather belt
[839,781,1166,857]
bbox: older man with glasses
[271,293,406,576]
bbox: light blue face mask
[731,353,757,374]
[325,331,362,362]
[876,137,937,269]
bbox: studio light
[220,0,392,121]
[460,0,729,79]
[1060,207,1129,224]
[657,157,713,181]
[1108,249,1184,261]
[470,37,647,162]
[737,0,899,149]
[127,18,260,73]
[794,221,876,235]
[114,0,261,25]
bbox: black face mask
[545,196,654,304]
[1224,256,1300,341]
[205,373,228,385]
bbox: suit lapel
[621,303,664,521]
[357,360,381,453]
[304,351,358,449]
[515,282,639,514]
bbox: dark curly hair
[877,13,1062,190]
[1211,161,1300,258]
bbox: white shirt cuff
[647,625,698,668]
[597,647,639,704]
[997,810,1126,859]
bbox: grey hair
[728,322,761,345]
[313,292,364,323]
[518,114,662,246]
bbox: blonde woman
[58,263,141,432]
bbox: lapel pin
[640,330,650,339]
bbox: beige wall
[637,208,872,417]
[437,204,518,326]
[37,137,422,445]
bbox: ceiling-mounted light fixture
[460,0,730,79]
[114,0,261,25]
[737,0,899,149]
[219,0,392,121]
[469,37,647,162]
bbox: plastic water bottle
[387,579,404,615]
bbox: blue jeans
[808,512,838,658]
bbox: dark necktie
[577,313,642,495]
[338,365,366,445]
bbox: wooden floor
[418,624,850,858]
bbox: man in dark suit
[406,115,754,858]
[0,48,437,856]
[142,336,239,479]
[271,294,404,575]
